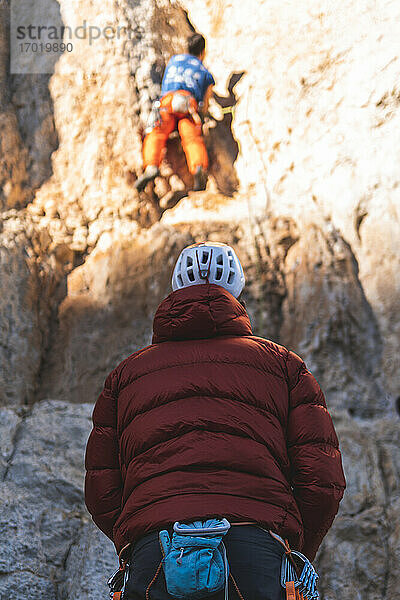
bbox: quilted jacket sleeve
[286,350,346,560]
[84,370,123,542]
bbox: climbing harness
[107,543,131,599]
[157,518,231,599]
[108,523,319,600]
[170,92,202,125]
[171,92,191,115]
[145,90,202,137]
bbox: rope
[229,573,246,600]
[144,558,163,600]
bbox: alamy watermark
[10,0,143,74]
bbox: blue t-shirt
[161,54,215,103]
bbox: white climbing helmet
[172,242,245,298]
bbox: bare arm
[201,84,214,115]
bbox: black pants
[124,525,285,600]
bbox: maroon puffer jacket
[85,284,345,560]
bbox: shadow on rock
[207,71,245,196]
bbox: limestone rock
[355,198,400,398]
[0,8,58,209]
[0,220,49,406]
[279,221,387,417]
[183,0,400,397]
[0,213,70,406]
[0,405,21,480]
[0,400,116,600]
[0,110,30,209]
[37,224,191,403]
[316,413,400,600]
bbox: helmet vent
[172,243,244,297]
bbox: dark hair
[188,33,205,57]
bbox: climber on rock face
[85,241,346,600]
[134,33,215,193]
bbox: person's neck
[191,53,204,63]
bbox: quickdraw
[107,544,131,600]
[107,565,129,599]
[269,532,320,600]
[280,549,320,600]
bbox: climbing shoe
[193,166,207,192]
[134,165,160,192]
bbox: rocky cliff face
[0,1,399,598]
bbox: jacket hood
[152,284,252,343]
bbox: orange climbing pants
[143,90,208,175]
